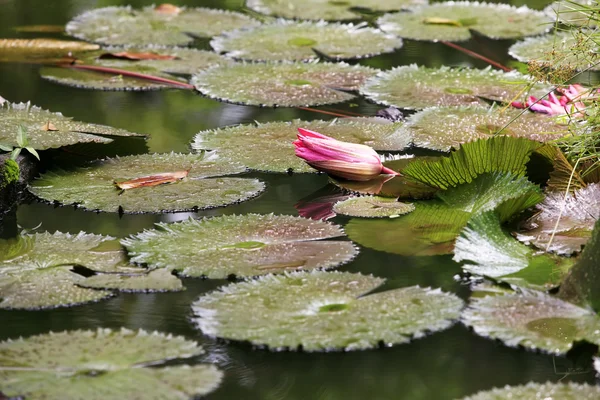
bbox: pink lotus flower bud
[294,128,399,181]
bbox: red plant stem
[57,63,195,90]
[323,108,365,117]
[297,107,353,118]
[441,41,512,72]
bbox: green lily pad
[462,290,600,355]
[509,31,600,72]
[39,65,189,91]
[403,136,542,190]
[359,65,550,110]
[0,328,223,400]
[377,2,551,42]
[461,382,600,400]
[515,183,600,255]
[399,106,570,152]
[28,153,265,213]
[0,232,182,310]
[211,20,403,62]
[0,102,142,150]
[192,271,463,351]
[192,118,409,173]
[345,172,542,256]
[454,212,573,290]
[332,196,415,218]
[122,214,357,279]
[246,0,428,21]
[192,62,377,107]
[544,0,598,26]
[66,5,260,46]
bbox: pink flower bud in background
[294,128,399,181]
[511,85,588,118]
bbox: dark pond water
[0,0,597,399]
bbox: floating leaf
[115,169,190,190]
[377,2,551,42]
[29,153,265,213]
[0,328,222,400]
[544,0,598,26]
[192,118,409,173]
[454,212,573,290]
[346,172,541,256]
[460,382,600,400]
[14,25,66,33]
[509,31,600,72]
[79,268,183,292]
[515,183,600,255]
[39,65,189,91]
[192,271,463,351]
[0,102,142,150]
[0,38,98,62]
[399,106,570,152]
[332,196,415,218]
[122,214,357,279]
[360,65,549,110]
[403,136,541,190]
[462,290,600,355]
[246,0,428,21]
[192,62,377,107]
[558,218,600,310]
[66,6,260,46]
[0,232,178,309]
[211,20,403,62]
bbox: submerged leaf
[192,62,377,107]
[360,65,549,110]
[462,290,600,355]
[461,382,600,400]
[29,153,265,213]
[0,102,142,150]
[211,20,403,62]
[399,106,570,152]
[66,6,260,46]
[454,212,573,290]
[247,0,427,20]
[378,2,551,42]
[192,271,463,351]
[192,118,409,173]
[0,39,98,62]
[0,329,222,400]
[122,214,357,279]
[333,196,415,218]
[515,183,600,255]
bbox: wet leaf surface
[332,196,415,218]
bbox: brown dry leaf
[154,3,182,15]
[547,148,587,193]
[98,52,178,61]
[14,25,66,33]
[114,170,190,190]
[422,17,462,27]
[0,39,99,52]
[41,121,58,131]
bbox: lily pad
[0,38,98,62]
[399,106,570,152]
[359,65,550,110]
[0,232,182,310]
[28,152,265,213]
[66,5,260,46]
[0,328,223,400]
[377,2,551,42]
[191,271,463,351]
[78,268,183,292]
[515,183,600,255]
[0,102,142,150]
[246,0,428,21]
[122,214,357,279]
[544,0,599,26]
[345,172,542,256]
[192,118,409,173]
[192,62,377,107]
[332,196,415,218]
[39,65,189,91]
[462,290,600,355]
[454,212,573,290]
[211,20,403,62]
[461,382,600,400]
[509,31,600,72]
